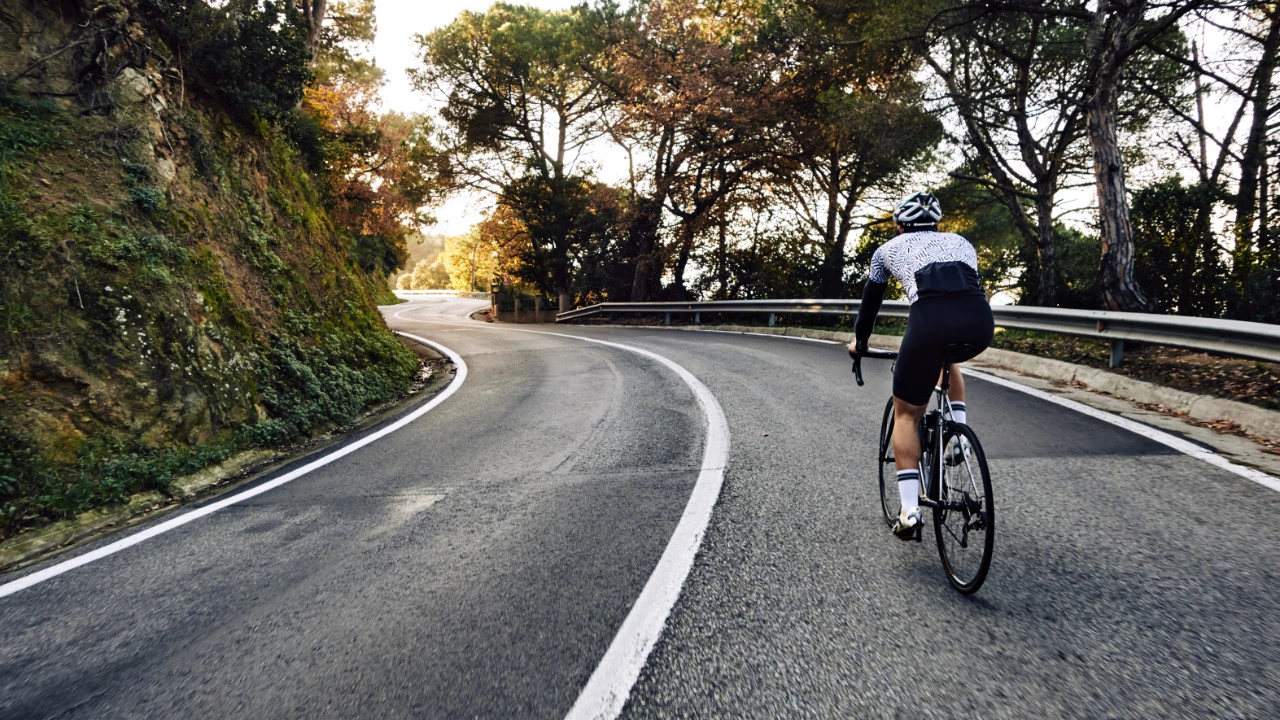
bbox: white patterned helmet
[893,192,942,227]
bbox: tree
[1077,0,1205,311]
[498,174,626,300]
[1131,177,1228,315]
[440,230,502,292]
[603,0,791,300]
[1134,4,1280,320]
[914,0,1186,308]
[773,1,941,300]
[305,85,447,272]
[413,3,612,310]
[398,258,450,290]
[311,0,382,85]
[779,86,941,299]
[921,7,1092,307]
[303,2,450,277]
[141,0,314,122]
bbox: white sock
[950,401,967,425]
[897,469,920,515]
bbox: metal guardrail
[556,299,1280,365]
[394,289,491,300]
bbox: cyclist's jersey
[869,230,980,303]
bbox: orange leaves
[303,79,441,250]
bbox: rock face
[0,0,417,530]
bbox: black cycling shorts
[893,294,995,406]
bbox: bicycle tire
[933,422,994,594]
[877,397,898,525]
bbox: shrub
[138,0,314,123]
[129,186,166,213]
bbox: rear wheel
[877,397,898,525]
[933,423,994,594]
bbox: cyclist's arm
[852,280,887,354]
[851,246,890,354]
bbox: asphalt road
[2,296,1277,718]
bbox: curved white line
[965,368,1280,492]
[472,327,728,720]
[393,301,433,320]
[650,324,1278,490]
[0,334,468,600]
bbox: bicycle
[852,345,994,594]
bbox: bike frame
[917,365,952,507]
[853,350,981,511]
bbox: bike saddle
[943,343,981,364]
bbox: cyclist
[848,192,994,539]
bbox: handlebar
[849,347,898,387]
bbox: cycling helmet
[893,191,942,227]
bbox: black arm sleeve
[853,280,887,346]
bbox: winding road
[2,296,1277,718]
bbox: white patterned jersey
[868,230,979,303]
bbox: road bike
[852,346,994,594]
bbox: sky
[373,1,582,234]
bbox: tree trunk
[817,235,846,299]
[1085,2,1151,313]
[1035,191,1057,307]
[301,0,328,63]
[628,196,664,301]
[670,221,696,301]
[1088,87,1151,312]
[716,216,729,299]
[1236,9,1280,260]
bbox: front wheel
[933,423,994,594]
[877,397,898,526]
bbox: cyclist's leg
[891,303,941,520]
[890,398,927,534]
[946,364,966,423]
[892,398,927,474]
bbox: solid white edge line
[0,333,468,600]
[965,368,1280,492]
[469,326,726,720]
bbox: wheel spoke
[934,425,993,594]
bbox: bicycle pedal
[895,525,923,542]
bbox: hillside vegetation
[0,1,423,537]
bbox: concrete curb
[0,449,280,572]
[649,323,1280,441]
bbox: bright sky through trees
[374,1,584,232]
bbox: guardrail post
[768,312,776,327]
[694,312,700,325]
[1109,340,1124,368]
[664,312,670,326]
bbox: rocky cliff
[0,1,418,535]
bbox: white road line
[455,324,728,720]
[632,324,1278,490]
[966,368,1280,492]
[0,334,467,600]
